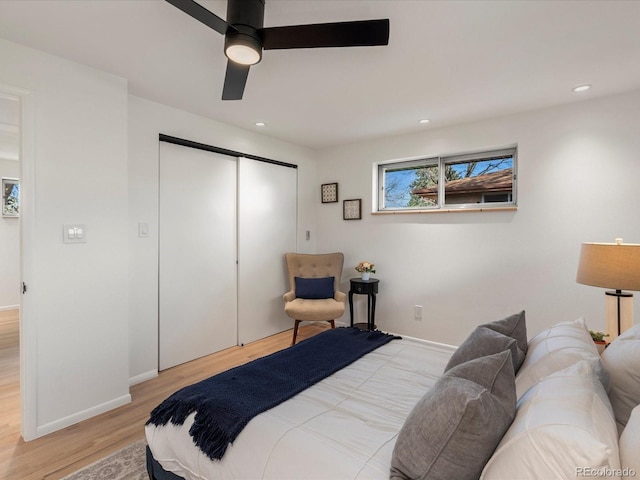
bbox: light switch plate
[138,222,150,238]
[63,224,87,244]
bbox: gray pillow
[444,325,526,373]
[480,310,528,354]
[390,350,516,480]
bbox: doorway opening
[0,92,22,439]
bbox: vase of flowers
[355,261,376,281]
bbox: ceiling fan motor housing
[224,0,265,64]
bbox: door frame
[1,83,37,440]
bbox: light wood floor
[0,308,329,480]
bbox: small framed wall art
[343,199,362,220]
[321,182,338,203]
[2,177,19,217]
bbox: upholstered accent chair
[283,252,346,345]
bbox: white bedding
[145,336,454,480]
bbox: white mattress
[146,336,454,480]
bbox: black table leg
[349,290,354,327]
[371,293,377,330]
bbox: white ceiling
[0,0,639,150]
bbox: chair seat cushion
[284,297,345,321]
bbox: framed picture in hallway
[2,178,19,217]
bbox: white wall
[128,96,318,383]
[0,38,130,437]
[316,90,640,346]
[0,158,20,309]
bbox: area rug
[61,439,147,480]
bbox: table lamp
[576,238,640,341]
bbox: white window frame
[377,157,439,211]
[375,146,517,213]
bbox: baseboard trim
[129,369,158,387]
[0,304,19,312]
[36,393,132,438]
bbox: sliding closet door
[159,143,238,370]
[238,157,297,345]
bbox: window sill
[372,206,518,215]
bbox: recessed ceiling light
[255,122,266,127]
[572,85,591,93]
[419,119,430,124]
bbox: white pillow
[481,361,621,480]
[601,323,640,433]
[515,318,606,398]
[619,404,640,473]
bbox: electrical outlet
[414,305,423,321]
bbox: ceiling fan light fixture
[225,32,262,65]
[166,0,389,100]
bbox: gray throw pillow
[444,325,526,373]
[390,350,516,480]
[480,310,528,354]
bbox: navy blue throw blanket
[147,327,399,461]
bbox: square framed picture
[321,182,338,203]
[343,199,362,220]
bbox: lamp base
[605,290,634,341]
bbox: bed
[146,313,640,480]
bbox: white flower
[355,261,376,273]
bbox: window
[377,147,517,212]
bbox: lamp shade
[576,241,640,291]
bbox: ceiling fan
[166,0,390,100]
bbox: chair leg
[292,320,301,346]
[329,320,335,329]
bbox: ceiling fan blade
[261,19,389,50]
[222,61,250,100]
[165,0,230,35]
